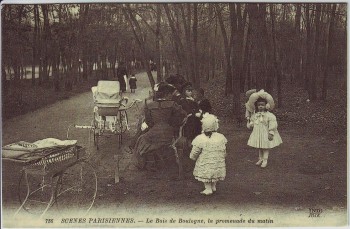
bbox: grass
[2,77,100,120]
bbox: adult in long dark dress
[196,88,212,115]
[134,84,187,167]
[178,82,202,143]
[128,82,178,150]
[117,61,128,92]
[176,82,202,172]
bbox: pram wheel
[17,170,58,215]
[93,129,99,150]
[55,161,97,216]
[17,161,97,216]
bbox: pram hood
[92,81,121,104]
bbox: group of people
[116,61,137,93]
[127,73,283,196]
[128,75,211,165]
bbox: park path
[2,72,152,220]
[2,71,347,227]
[2,72,152,145]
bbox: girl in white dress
[190,114,227,195]
[247,96,282,168]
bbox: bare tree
[123,4,156,88]
[322,4,337,100]
[216,4,233,95]
[32,5,39,86]
[270,4,282,107]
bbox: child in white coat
[190,114,227,195]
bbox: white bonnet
[201,113,219,132]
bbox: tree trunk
[32,5,39,86]
[41,5,50,83]
[270,4,282,107]
[247,4,266,91]
[259,4,272,94]
[294,4,302,84]
[238,4,247,92]
[311,4,322,100]
[192,3,199,87]
[211,8,218,80]
[52,50,60,91]
[80,4,89,80]
[2,64,7,95]
[180,4,195,84]
[322,4,337,100]
[123,5,155,88]
[216,4,233,95]
[156,4,162,83]
[164,4,188,78]
[242,11,252,90]
[229,3,242,118]
[304,4,314,99]
[101,52,108,80]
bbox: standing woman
[133,83,187,168]
[117,61,128,92]
[196,88,212,116]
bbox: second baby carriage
[91,81,129,149]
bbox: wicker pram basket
[24,145,85,175]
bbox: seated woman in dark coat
[133,83,187,168]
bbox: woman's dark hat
[180,82,193,93]
[157,83,176,95]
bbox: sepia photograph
[1,1,348,227]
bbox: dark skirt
[129,79,137,89]
[118,77,126,92]
[134,123,174,156]
[183,116,202,142]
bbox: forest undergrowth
[204,73,347,139]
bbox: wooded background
[2,3,347,119]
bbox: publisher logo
[309,208,322,218]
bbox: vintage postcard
[1,1,348,228]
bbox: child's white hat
[245,89,257,98]
[245,89,275,112]
[201,113,219,132]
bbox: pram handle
[119,98,142,110]
[74,125,92,129]
[66,124,94,139]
